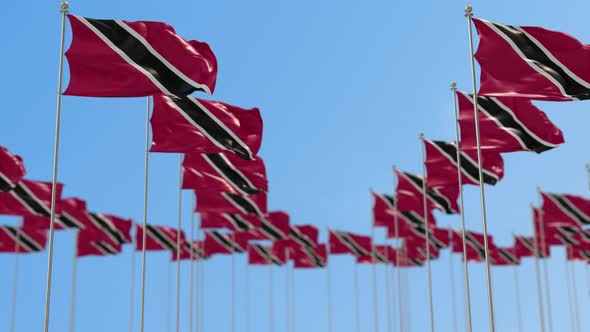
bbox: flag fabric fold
[203,231,247,256]
[195,191,267,217]
[540,191,590,226]
[200,213,261,232]
[372,192,396,228]
[0,146,26,192]
[0,226,47,253]
[23,198,93,230]
[135,224,183,251]
[77,231,122,257]
[248,244,286,265]
[89,212,132,245]
[396,171,460,214]
[292,244,327,268]
[0,179,63,217]
[328,230,372,257]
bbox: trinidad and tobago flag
[395,171,460,215]
[372,191,396,228]
[292,244,327,269]
[64,15,217,97]
[23,197,94,231]
[356,245,396,264]
[540,191,590,226]
[195,191,267,217]
[135,224,183,251]
[77,230,122,257]
[0,146,26,192]
[328,230,372,257]
[248,244,286,266]
[200,213,261,232]
[0,226,47,253]
[0,179,63,217]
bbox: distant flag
[372,192,396,228]
[200,213,260,232]
[77,231,122,257]
[356,245,395,264]
[172,241,206,261]
[135,224,182,251]
[328,230,371,257]
[540,191,590,226]
[0,226,47,253]
[0,146,26,192]
[457,92,564,153]
[452,230,494,262]
[248,244,286,266]
[150,95,262,160]
[395,171,460,214]
[472,18,590,101]
[513,235,538,258]
[566,244,590,262]
[64,15,217,97]
[423,139,504,187]
[404,226,450,252]
[387,209,436,239]
[292,244,327,269]
[23,198,93,230]
[195,191,267,217]
[89,212,132,245]
[182,153,268,195]
[0,179,63,217]
[251,211,290,241]
[288,224,319,249]
[203,231,247,256]
[491,247,520,266]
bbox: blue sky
[2,0,590,331]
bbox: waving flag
[566,244,590,262]
[329,230,371,257]
[150,96,262,160]
[356,245,395,264]
[135,224,183,251]
[491,247,520,266]
[23,198,93,230]
[452,230,494,262]
[77,231,122,257]
[514,235,538,258]
[195,191,267,217]
[89,212,132,245]
[203,231,247,256]
[0,146,26,192]
[457,92,564,154]
[372,192,396,228]
[64,15,217,97]
[293,244,327,268]
[540,191,590,226]
[473,18,590,101]
[172,241,206,261]
[387,209,436,239]
[396,171,460,214]
[0,179,63,217]
[250,211,290,241]
[288,224,319,249]
[423,139,504,186]
[248,244,286,265]
[200,213,260,232]
[0,226,47,253]
[183,153,267,195]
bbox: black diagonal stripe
[187,242,205,259]
[489,21,590,100]
[89,213,125,245]
[550,194,590,225]
[303,246,325,267]
[333,231,368,257]
[555,233,578,246]
[0,173,15,192]
[224,214,254,232]
[518,236,536,253]
[410,258,423,266]
[372,249,388,263]
[377,193,396,210]
[260,218,286,241]
[11,183,50,217]
[402,172,455,214]
[223,193,262,216]
[80,17,207,96]
[470,95,557,153]
[254,245,283,265]
[93,241,118,255]
[169,97,253,160]
[204,154,262,195]
[580,251,590,260]
[431,141,498,185]
[59,212,84,229]
[498,249,519,265]
[290,227,315,248]
[210,232,243,253]
[400,211,425,227]
[465,234,487,260]
[558,226,579,236]
[2,227,42,252]
[146,225,176,250]
[582,231,590,242]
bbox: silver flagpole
[528,213,546,332]
[537,205,553,332]
[513,264,523,332]
[285,250,291,332]
[565,259,576,332]
[392,165,403,332]
[270,265,275,332]
[465,6,496,331]
[175,156,183,332]
[384,236,393,332]
[69,232,79,332]
[371,226,380,332]
[326,227,333,332]
[139,95,152,332]
[199,234,205,332]
[448,226,458,332]
[189,195,195,332]
[450,81,473,332]
[291,261,296,332]
[246,259,250,332]
[569,261,581,332]
[354,262,361,332]
[10,240,20,332]
[129,222,136,332]
[231,235,236,332]
[404,269,412,332]
[43,3,69,331]
[167,263,172,332]
[418,132,435,332]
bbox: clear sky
[1,0,590,331]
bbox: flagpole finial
[451,81,457,90]
[60,1,69,13]
[464,5,473,17]
[585,163,590,172]
[418,132,424,139]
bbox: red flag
[248,244,286,265]
[457,92,564,154]
[23,198,94,231]
[566,244,590,262]
[150,96,262,160]
[328,230,371,257]
[452,230,494,262]
[0,226,47,253]
[540,192,590,226]
[135,224,183,251]
[491,247,520,266]
[0,146,26,192]
[386,209,436,239]
[203,231,247,256]
[392,247,422,267]
[404,227,450,252]
[513,235,538,258]
[77,231,122,257]
[182,153,267,195]
[356,245,395,264]
[472,18,590,101]
[89,212,132,245]
[372,192,396,228]
[172,241,206,261]
[293,244,327,268]
[287,224,319,249]
[395,171,460,215]
[423,139,504,187]
[0,179,63,217]
[64,15,217,97]
[250,211,290,241]
[200,213,261,232]
[195,191,267,217]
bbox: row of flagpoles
[3,2,590,332]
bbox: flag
[288,224,319,249]
[392,247,422,267]
[452,230,494,262]
[203,231,247,256]
[200,213,260,232]
[491,247,520,266]
[396,171,460,214]
[566,244,590,262]
[372,192,396,228]
[513,235,538,258]
[89,212,132,245]
[251,211,290,241]
[472,18,590,101]
[544,224,583,246]
[387,209,436,239]
[135,224,183,251]
[540,191,590,226]
[182,153,267,195]
[172,241,206,261]
[404,226,451,252]
[423,139,504,186]
[356,245,395,264]
[0,179,63,217]
[328,230,371,257]
[293,244,327,268]
[150,95,262,160]
[195,191,267,217]
[0,146,26,192]
[64,15,217,97]
[248,244,286,265]
[77,231,122,257]
[0,226,47,253]
[457,92,564,154]
[23,198,93,230]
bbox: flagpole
[245,259,250,332]
[513,264,523,332]
[175,156,183,332]
[569,261,581,332]
[189,195,195,332]
[291,261,296,332]
[529,213,546,332]
[418,132,435,332]
[448,226,458,332]
[129,222,136,332]
[68,232,79,332]
[565,259,576,332]
[326,227,334,332]
[404,269,412,332]
[353,261,361,332]
[450,81,473,332]
[285,250,291,332]
[166,263,172,332]
[199,234,205,332]
[371,225,380,332]
[392,165,403,332]
[384,236,393,332]
[537,204,554,332]
[231,234,236,332]
[270,265,275,332]
[465,6,496,331]
[43,3,69,331]
[10,240,20,332]
[139,95,152,332]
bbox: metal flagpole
[384,236,393,332]
[392,165,403,332]
[565,259,576,332]
[465,6,496,331]
[450,81,473,332]
[69,233,79,332]
[448,226,458,332]
[231,235,236,332]
[285,250,291,332]
[199,234,205,332]
[569,262,581,332]
[513,264,523,332]
[44,3,69,331]
[528,214,546,332]
[189,196,195,332]
[404,269,412,332]
[10,240,20,332]
[326,227,333,332]
[418,132,435,332]
[371,226,380,332]
[538,207,553,332]
[270,265,275,332]
[129,222,136,332]
[167,263,172,332]
[246,260,250,332]
[354,262,361,332]
[175,156,183,332]
[139,95,152,332]
[291,261,296,332]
